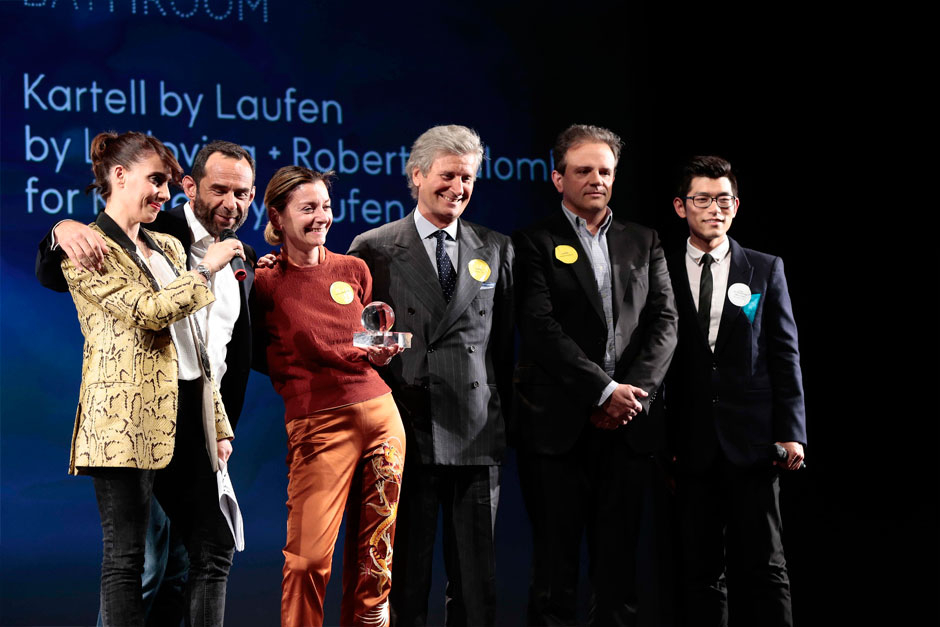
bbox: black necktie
[697,253,714,340]
[434,230,457,302]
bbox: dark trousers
[391,463,500,627]
[95,497,189,627]
[519,430,652,627]
[90,379,234,627]
[677,457,792,627]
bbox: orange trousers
[281,393,405,627]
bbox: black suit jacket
[665,237,807,471]
[513,210,678,456]
[35,205,257,427]
[347,212,514,466]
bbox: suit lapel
[95,211,162,291]
[607,220,630,326]
[549,213,606,326]
[429,220,485,344]
[392,215,449,319]
[714,238,753,355]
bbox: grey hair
[405,125,484,199]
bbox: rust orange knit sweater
[254,247,390,421]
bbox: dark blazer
[666,237,807,471]
[347,211,514,466]
[35,205,257,427]
[513,210,678,456]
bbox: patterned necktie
[697,253,714,340]
[434,230,457,302]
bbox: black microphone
[219,228,247,281]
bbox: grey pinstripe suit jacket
[348,212,514,465]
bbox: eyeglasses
[685,195,737,209]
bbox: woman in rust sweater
[252,166,404,627]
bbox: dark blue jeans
[90,379,234,627]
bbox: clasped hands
[590,383,647,431]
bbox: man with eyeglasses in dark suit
[665,155,807,627]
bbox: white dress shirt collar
[686,236,730,265]
[414,208,459,241]
[184,202,215,249]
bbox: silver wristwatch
[195,263,212,282]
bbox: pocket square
[742,294,761,323]
[480,282,496,290]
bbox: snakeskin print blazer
[62,212,233,475]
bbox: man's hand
[256,252,278,269]
[217,438,233,466]
[602,383,648,420]
[55,220,110,272]
[590,407,621,430]
[773,441,804,470]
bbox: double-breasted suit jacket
[347,211,514,465]
[666,237,807,471]
[62,212,232,475]
[513,211,678,455]
[37,204,257,428]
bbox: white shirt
[184,203,239,383]
[414,209,458,273]
[136,246,202,380]
[685,237,731,352]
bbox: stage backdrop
[3,2,936,626]
[0,2,620,625]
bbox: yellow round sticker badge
[468,259,492,282]
[329,281,355,305]
[554,245,578,264]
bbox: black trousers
[677,456,792,627]
[390,462,500,627]
[89,379,234,627]
[519,429,653,627]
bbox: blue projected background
[1,2,935,626]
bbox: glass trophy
[353,301,412,349]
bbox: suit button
[712,396,719,404]
[472,381,480,389]
[427,346,435,353]
[468,346,476,353]
[479,309,486,316]
[408,307,415,315]
[712,363,718,371]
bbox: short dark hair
[676,155,738,198]
[190,140,256,186]
[86,130,182,199]
[552,124,622,174]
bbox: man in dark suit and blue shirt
[347,125,514,627]
[666,155,806,627]
[513,124,678,626]
[35,140,258,626]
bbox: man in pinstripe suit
[347,125,514,627]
